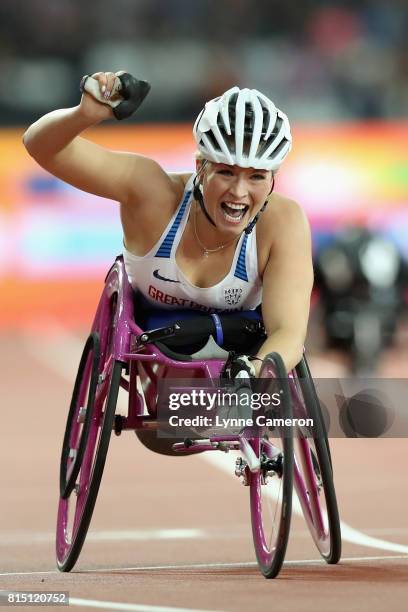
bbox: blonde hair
[194,150,276,178]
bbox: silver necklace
[193,206,238,258]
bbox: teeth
[225,202,246,210]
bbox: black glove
[231,355,256,379]
[113,73,151,120]
[80,73,151,120]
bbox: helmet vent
[206,130,222,152]
[217,122,235,154]
[261,108,269,136]
[271,115,283,139]
[268,137,289,159]
[256,116,284,156]
[193,86,292,170]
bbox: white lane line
[0,593,221,612]
[22,329,408,556]
[76,554,408,570]
[1,555,408,578]
[202,444,408,555]
[0,570,57,577]
[68,598,224,612]
[339,522,408,555]
[3,525,408,548]
[0,529,206,546]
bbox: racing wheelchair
[56,256,341,578]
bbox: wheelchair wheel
[60,332,100,499]
[56,358,123,572]
[292,361,341,564]
[250,353,293,579]
[293,430,341,563]
[296,357,332,469]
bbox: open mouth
[221,202,249,223]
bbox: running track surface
[1,328,408,612]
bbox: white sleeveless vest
[123,175,262,314]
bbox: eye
[251,173,266,181]
[217,168,233,176]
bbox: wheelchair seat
[133,291,266,359]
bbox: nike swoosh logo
[153,269,180,283]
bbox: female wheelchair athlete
[56,256,341,579]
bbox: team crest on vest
[224,287,243,306]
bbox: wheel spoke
[292,357,341,564]
[57,320,122,572]
[249,352,293,579]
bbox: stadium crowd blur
[2,0,407,375]
[0,0,407,124]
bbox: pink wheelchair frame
[56,256,341,578]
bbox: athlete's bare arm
[22,71,179,207]
[256,198,314,372]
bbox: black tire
[250,352,293,578]
[294,358,341,563]
[60,332,100,499]
[295,356,332,470]
[57,360,123,572]
[295,429,341,563]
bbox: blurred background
[1,0,407,376]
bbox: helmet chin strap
[244,200,268,235]
[193,177,217,227]
[193,171,275,234]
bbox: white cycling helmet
[193,86,292,171]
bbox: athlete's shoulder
[268,191,303,212]
[257,192,310,253]
[266,192,309,228]
[167,171,194,190]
